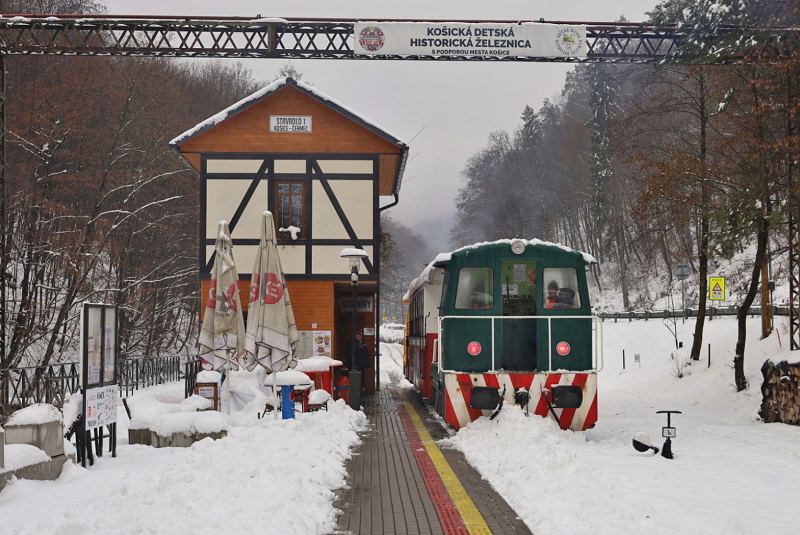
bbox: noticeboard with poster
[312,330,332,357]
[79,303,119,465]
[82,304,118,388]
[85,384,119,431]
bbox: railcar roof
[403,238,595,301]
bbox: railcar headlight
[470,386,501,410]
[467,341,482,356]
[551,385,583,409]
[556,341,571,356]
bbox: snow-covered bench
[126,395,230,448]
[1,404,75,491]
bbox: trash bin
[348,370,362,410]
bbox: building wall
[201,155,378,278]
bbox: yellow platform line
[404,401,493,535]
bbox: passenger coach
[404,239,603,431]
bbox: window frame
[454,266,495,310]
[541,267,582,310]
[274,180,306,239]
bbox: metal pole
[351,275,357,377]
[0,54,6,367]
[374,284,380,392]
[681,280,685,324]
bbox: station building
[170,77,409,392]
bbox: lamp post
[341,248,368,406]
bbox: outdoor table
[293,357,344,395]
[265,370,313,419]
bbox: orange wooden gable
[172,79,407,196]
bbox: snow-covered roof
[170,77,409,196]
[170,77,408,152]
[404,239,596,300]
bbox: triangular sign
[712,283,722,292]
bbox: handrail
[437,315,603,374]
[1,355,187,420]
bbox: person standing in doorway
[346,328,372,372]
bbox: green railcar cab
[435,239,597,374]
[404,239,602,431]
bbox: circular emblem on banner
[359,26,385,52]
[262,273,284,305]
[555,27,584,56]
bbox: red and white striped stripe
[444,372,597,431]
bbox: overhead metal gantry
[0,15,793,62]
[0,14,798,358]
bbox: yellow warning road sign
[709,277,725,300]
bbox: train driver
[544,281,559,308]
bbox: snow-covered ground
[1,317,799,534]
[446,316,800,535]
[0,385,367,534]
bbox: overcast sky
[105,0,660,250]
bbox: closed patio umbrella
[244,212,299,374]
[198,221,245,371]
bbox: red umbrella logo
[250,272,284,305]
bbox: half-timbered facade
[170,77,408,392]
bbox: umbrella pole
[272,367,280,420]
[226,371,231,415]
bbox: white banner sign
[270,115,312,133]
[85,385,119,430]
[354,22,587,58]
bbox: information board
[85,385,119,431]
[81,303,118,388]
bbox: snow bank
[1,398,368,535]
[0,444,50,474]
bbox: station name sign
[354,22,587,59]
[270,115,312,133]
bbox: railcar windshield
[500,261,537,316]
[454,267,494,309]
[542,267,582,309]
